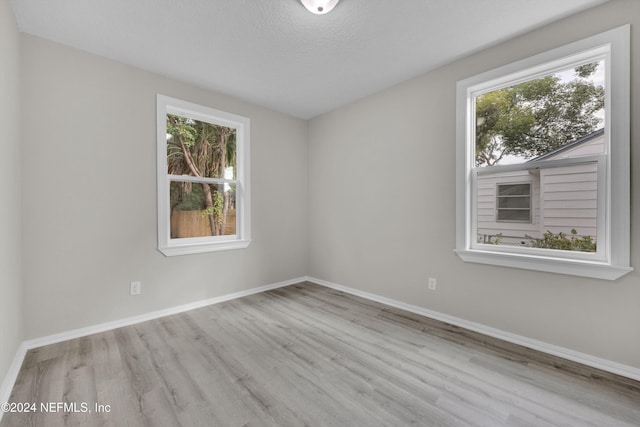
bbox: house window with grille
[496,183,531,223]
[157,95,251,256]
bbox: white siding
[544,133,604,159]
[540,163,598,239]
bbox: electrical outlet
[428,277,437,291]
[130,281,141,296]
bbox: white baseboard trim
[0,275,304,420]
[0,342,28,418]
[25,277,305,350]
[306,276,640,382]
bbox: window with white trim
[455,26,631,280]
[157,95,251,256]
[496,183,531,223]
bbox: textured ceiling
[10,0,607,119]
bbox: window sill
[158,239,252,257]
[454,249,633,280]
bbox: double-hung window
[455,26,631,280]
[157,95,251,256]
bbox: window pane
[166,114,236,179]
[498,196,530,209]
[170,181,237,238]
[498,184,530,196]
[477,161,598,252]
[475,60,605,168]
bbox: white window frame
[455,26,631,280]
[157,94,251,256]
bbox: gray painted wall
[20,35,309,339]
[308,0,640,368]
[0,0,23,388]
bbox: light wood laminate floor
[2,282,639,426]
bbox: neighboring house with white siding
[476,129,603,246]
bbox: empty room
[1,0,639,425]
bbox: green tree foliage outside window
[531,229,596,252]
[475,62,604,167]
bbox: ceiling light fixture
[300,0,340,15]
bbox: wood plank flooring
[2,282,639,426]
